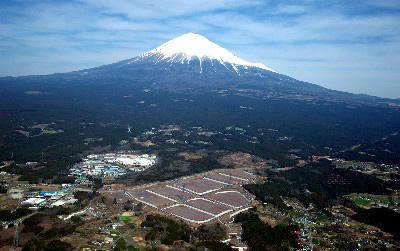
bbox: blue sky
[1,0,399,98]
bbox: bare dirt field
[186,198,232,216]
[127,190,174,208]
[148,185,193,202]
[205,173,244,185]
[163,204,214,223]
[107,191,130,203]
[221,169,257,181]
[206,191,250,208]
[218,152,268,169]
[172,178,224,195]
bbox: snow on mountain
[137,32,276,73]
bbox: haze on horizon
[0,0,399,98]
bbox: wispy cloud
[0,0,399,98]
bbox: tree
[134,203,143,216]
[0,183,7,193]
[71,216,82,223]
[113,238,127,251]
[123,200,133,211]
[196,223,227,241]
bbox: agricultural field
[346,193,399,208]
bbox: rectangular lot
[148,185,193,202]
[205,174,244,185]
[126,190,174,208]
[220,169,256,181]
[163,204,214,223]
[206,191,250,208]
[173,178,224,195]
[186,198,232,216]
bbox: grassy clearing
[119,216,131,223]
[346,193,399,208]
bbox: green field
[346,193,399,207]
[119,216,131,222]
[354,198,370,206]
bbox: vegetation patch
[351,207,400,240]
[245,161,389,209]
[234,211,299,250]
[141,215,192,245]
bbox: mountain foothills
[0,33,400,250]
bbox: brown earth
[218,152,269,169]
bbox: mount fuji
[0,32,396,105]
[69,32,284,82]
[139,32,276,73]
[1,32,400,175]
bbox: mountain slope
[71,32,282,80]
[0,32,398,106]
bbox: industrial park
[69,152,157,185]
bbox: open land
[172,177,225,195]
[108,168,256,224]
[125,190,174,208]
[186,198,232,216]
[206,190,251,208]
[163,204,214,223]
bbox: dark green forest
[1,78,400,182]
[234,210,299,250]
[245,161,390,209]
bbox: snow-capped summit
[140,32,276,73]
